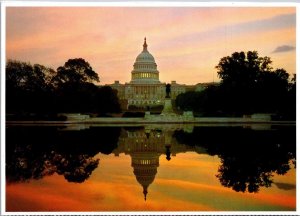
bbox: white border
[1,1,299,7]
[1,3,6,216]
[296,4,299,215]
[1,1,299,216]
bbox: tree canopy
[6,58,120,119]
[176,51,295,119]
[53,58,99,85]
[6,60,55,92]
[6,60,56,114]
[215,51,291,115]
[216,51,273,87]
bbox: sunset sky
[6,7,296,85]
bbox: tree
[33,64,56,89]
[256,68,290,113]
[215,51,291,115]
[175,91,199,111]
[52,58,121,114]
[6,59,121,117]
[6,60,55,114]
[94,86,121,114]
[283,74,296,120]
[53,58,99,86]
[175,86,223,116]
[216,51,272,86]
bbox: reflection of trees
[173,126,296,193]
[6,126,121,183]
[7,125,296,193]
[48,153,99,183]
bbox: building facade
[108,38,215,109]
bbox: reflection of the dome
[113,126,207,200]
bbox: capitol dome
[135,44,155,63]
[131,38,160,84]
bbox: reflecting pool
[6,124,296,211]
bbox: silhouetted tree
[95,86,121,114]
[6,59,121,118]
[6,60,55,114]
[255,68,290,113]
[53,58,99,86]
[175,85,222,116]
[216,51,272,87]
[176,51,295,119]
[215,51,291,115]
[175,91,200,111]
[52,58,120,114]
[55,82,96,113]
[282,74,296,120]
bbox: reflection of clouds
[6,152,296,211]
[274,182,296,190]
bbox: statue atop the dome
[166,83,171,98]
[143,37,148,51]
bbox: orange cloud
[6,181,93,211]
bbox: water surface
[6,124,296,211]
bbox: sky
[6,7,296,85]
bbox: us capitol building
[108,38,214,109]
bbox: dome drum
[133,62,157,71]
[131,71,159,82]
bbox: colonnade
[132,85,160,95]
[132,72,159,80]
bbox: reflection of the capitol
[112,125,206,200]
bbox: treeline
[176,51,296,119]
[6,58,121,119]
